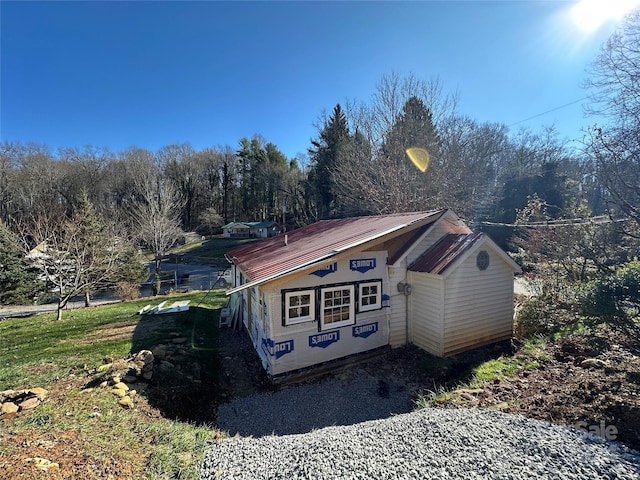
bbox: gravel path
[201,408,640,480]
[216,375,412,437]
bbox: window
[320,285,355,331]
[284,290,315,325]
[359,281,382,312]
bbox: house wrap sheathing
[226,210,521,378]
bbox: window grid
[321,286,354,330]
[284,290,315,325]
[359,281,382,312]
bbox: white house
[225,210,521,378]
[222,221,280,239]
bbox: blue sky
[0,1,631,160]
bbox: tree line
[0,77,590,234]
[3,10,640,316]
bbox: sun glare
[572,0,640,32]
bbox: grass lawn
[0,290,228,479]
[173,236,259,260]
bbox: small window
[284,290,315,325]
[359,281,382,312]
[320,285,355,331]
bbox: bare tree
[131,171,183,287]
[22,194,146,320]
[585,9,640,234]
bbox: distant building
[224,209,521,379]
[222,221,280,239]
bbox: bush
[514,297,558,338]
[581,259,640,320]
[115,281,141,301]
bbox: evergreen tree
[308,104,352,219]
[0,220,39,305]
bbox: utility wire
[508,97,589,127]
[477,216,628,228]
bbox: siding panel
[442,248,515,356]
[388,264,408,346]
[409,272,443,356]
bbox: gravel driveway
[202,407,640,480]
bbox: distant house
[224,210,520,378]
[222,221,280,239]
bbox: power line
[477,215,627,228]
[508,97,589,127]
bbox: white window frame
[320,285,355,331]
[284,290,315,325]
[358,281,382,312]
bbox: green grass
[0,290,227,479]
[413,337,550,409]
[173,236,259,259]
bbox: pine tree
[0,221,39,305]
[308,104,352,219]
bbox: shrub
[581,259,640,319]
[115,281,141,301]
[514,297,558,338]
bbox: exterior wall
[388,262,408,347]
[441,247,514,356]
[224,226,251,238]
[408,271,444,356]
[257,250,391,376]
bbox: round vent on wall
[477,250,490,271]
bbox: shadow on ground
[125,305,515,433]
[129,306,222,423]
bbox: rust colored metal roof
[408,232,483,274]
[227,210,444,286]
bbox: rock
[25,457,59,472]
[97,363,112,372]
[190,363,202,380]
[134,350,154,365]
[171,337,188,345]
[110,388,127,398]
[491,402,510,411]
[122,375,137,384]
[580,358,607,369]
[142,371,153,380]
[118,396,134,408]
[152,345,168,360]
[1,390,16,401]
[129,390,137,397]
[1,402,19,417]
[99,381,108,388]
[113,382,129,391]
[110,375,121,385]
[19,397,41,410]
[454,388,484,395]
[29,388,48,400]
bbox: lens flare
[405,147,430,172]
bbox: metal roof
[223,221,277,229]
[408,233,484,274]
[226,210,443,290]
